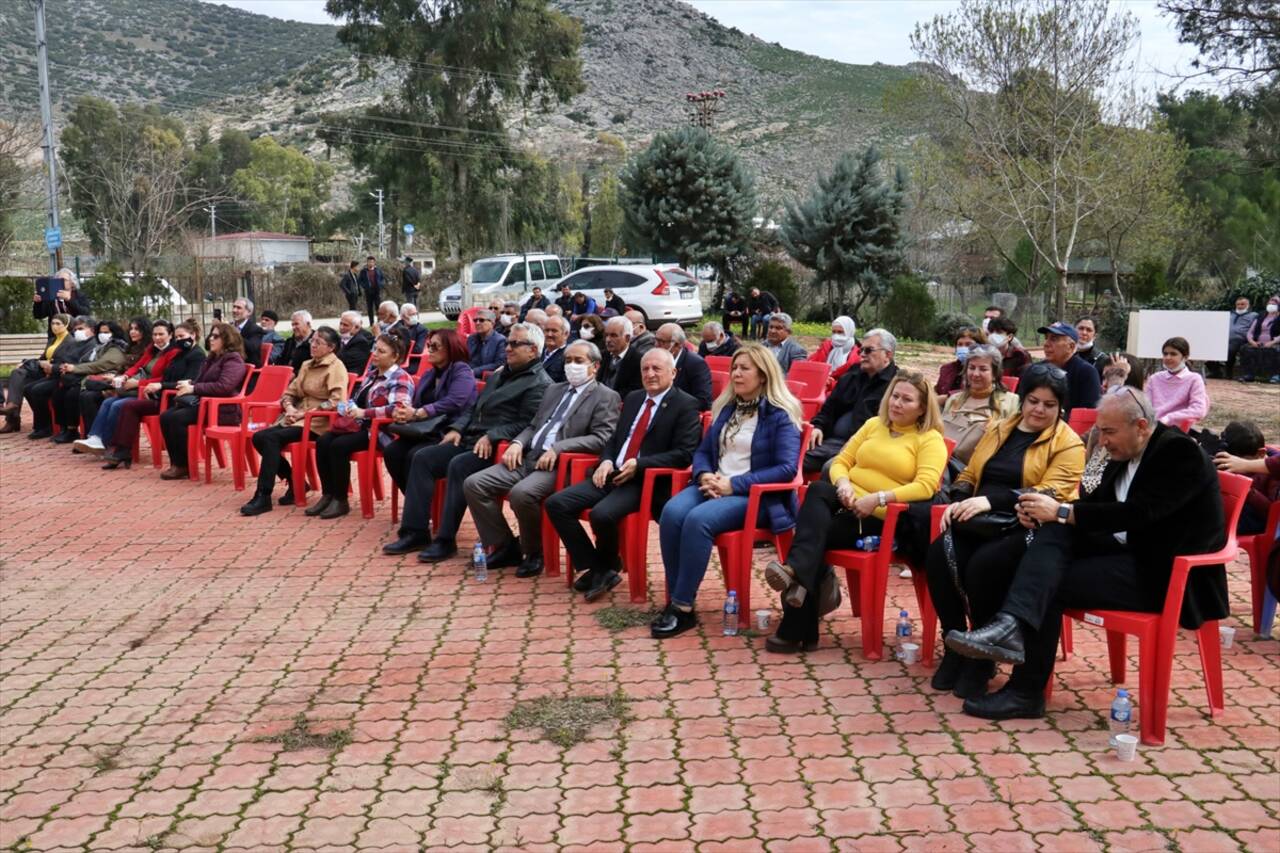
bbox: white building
[196,231,310,267]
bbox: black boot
[240,490,273,516]
[303,495,333,517]
[953,658,996,700]
[944,612,1026,665]
[962,683,1045,721]
[278,483,296,506]
[930,650,965,691]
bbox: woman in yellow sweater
[764,370,947,653]
[927,363,1084,699]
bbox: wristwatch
[1056,503,1071,524]
[878,491,889,508]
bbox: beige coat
[276,352,348,435]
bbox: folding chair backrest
[249,366,293,401]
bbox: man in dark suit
[540,315,569,383]
[464,340,621,578]
[276,310,315,374]
[546,348,703,601]
[230,297,266,367]
[337,310,374,374]
[945,390,1229,721]
[600,315,649,400]
[357,255,386,327]
[804,328,898,474]
[655,322,713,411]
[401,257,421,306]
[338,260,360,312]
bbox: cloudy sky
[208,0,1206,92]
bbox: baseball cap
[1037,321,1079,342]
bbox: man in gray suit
[463,340,621,578]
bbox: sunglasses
[427,342,443,352]
[506,340,535,350]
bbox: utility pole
[205,202,217,240]
[98,218,109,260]
[34,0,62,274]
[370,189,385,257]
[684,89,727,132]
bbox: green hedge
[0,277,43,333]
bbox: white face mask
[981,318,992,332]
[97,332,111,344]
[580,327,594,341]
[73,329,91,342]
[564,361,590,387]
[988,333,1007,348]
[830,333,849,348]
[1268,304,1279,314]
[1076,339,1093,351]
[406,315,419,326]
[499,314,514,326]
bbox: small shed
[197,231,310,266]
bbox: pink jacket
[1145,368,1209,427]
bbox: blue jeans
[89,395,131,441]
[658,485,758,608]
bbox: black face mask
[174,338,194,352]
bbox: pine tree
[621,126,756,277]
[781,146,906,319]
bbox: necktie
[531,387,577,453]
[623,398,655,463]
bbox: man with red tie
[545,348,704,601]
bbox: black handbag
[950,511,1022,540]
[385,412,448,441]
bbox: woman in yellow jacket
[764,370,948,653]
[926,363,1084,699]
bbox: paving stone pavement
[2,426,1278,852]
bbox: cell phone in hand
[213,308,223,321]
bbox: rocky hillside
[0,0,923,205]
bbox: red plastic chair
[1067,407,1097,436]
[710,371,729,399]
[1001,375,1019,392]
[258,341,273,368]
[540,452,601,579]
[457,307,480,338]
[144,368,255,480]
[1238,499,1280,636]
[704,355,731,373]
[288,410,335,502]
[1055,471,1250,746]
[202,366,294,490]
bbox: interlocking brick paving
[2,423,1278,852]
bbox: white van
[437,253,564,318]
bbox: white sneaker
[898,566,912,579]
[74,436,104,451]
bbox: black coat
[236,319,266,367]
[747,290,779,315]
[698,335,740,359]
[158,345,207,390]
[540,345,566,383]
[811,362,898,440]
[1072,423,1228,629]
[277,331,313,374]
[520,293,550,320]
[1059,354,1102,414]
[602,294,627,315]
[449,358,552,445]
[339,270,360,297]
[34,289,92,338]
[339,329,375,374]
[602,387,703,476]
[673,349,713,411]
[401,264,421,296]
[602,346,644,400]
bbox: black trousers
[344,290,359,311]
[159,405,200,467]
[78,388,109,433]
[722,313,748,339]
[250,425,310,494]
[924,527,1033,638]
[802,435,848,475]
[53,381,83,432]
[382,437,432,492]
[545,475,646,575]
[776,480,884,644]
[998,525,1164,692]
[364,291,379,327]
[400,441,492,539]
[22,378,58,431]
[315,428,370,498]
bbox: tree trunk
[1055,267,1068,321]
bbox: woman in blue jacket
[652,343,804,638]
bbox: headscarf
[827,316,857,369]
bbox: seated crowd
[6,276,1274,728]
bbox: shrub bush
[930,311,977,346]
[1206,274,1280,310]
[81,266,172,322]
[880,275,936,341]
[0,277,43,333]
[743,259,798,316]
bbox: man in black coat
[338,261,360,312]
[804,328,898,474]
[520,286,551,321]
[540,315,569,383]
[655,322,713,411]
[747,287,779,339]
[698,321,740,359]
[554,283,575,315]
[600,315,652,400]
[337,311,375,375]
[401,257,422,306]
[231,297,266,367]
[357,255,386,326]
[276,310,315,374]
[946,391,1229,721]
[546,348,703,601]
[1038,321,1101,414]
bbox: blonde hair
[711,342,803,427]
[877,369,944,433]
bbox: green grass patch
[504,692,631,748]
[593,606,658,633]
[253,713,352,755]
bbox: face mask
[406,316,419,326]
[97,332,111,345]
[1268,304,1279,314]
[175,338,194,352]
[499,315,514,326]
[981,318,992,332]
[831,333,849,347]
[564,362,590,387]
[988,333,1007,348]
[580,327,594,341]
[955,347,968,362]
[1076,340,1092,351]
[73,329,91,342]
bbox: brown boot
[160,466,190,480]
[0,416,20,434]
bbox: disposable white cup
[899,642,920,664]
[754,609,771,631]
[1115,733,1139,761]
[1220,625,1236,649]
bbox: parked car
[552,264,703,327]
[437,253,565,318]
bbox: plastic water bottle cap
[728,591,737,598]
[1117,689,1128,697]
[900,610,909,617]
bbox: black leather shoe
[584,570,621,602]
[52,431,77,444]
[303,495,334,517]
[486,538,523,570]
[383,531,430,555]
[954,658,997,700]
[962,683,1045,721]
[240,492,272,516]
[515,555,544,578]
[572,569,597,593]
[930,650,965,691]
[27,428,52,440]
[764,634,818,654]
[418,538,457,563]
[318,499,350,519]
[650,605,698,639]
[278,485,296,506]
[944,612,1026,665]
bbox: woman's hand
[949,496,993,523]
[835,479,856,510]
[174,380,194,396]
[145,383,161,398]
[392,402,413,423]
[699,473,733,498]
[347,405,364,420]
[1214,451,1268,475]
[851,493,880,518]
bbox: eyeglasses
[506,340,535,350]
[208,332,222,340]
[427,342,443,352]
[861,346,882,356]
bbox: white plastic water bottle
[1109,689,1132,745]
[723,591,739,636]
[472,543,488,583]
[894,610,913,659]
